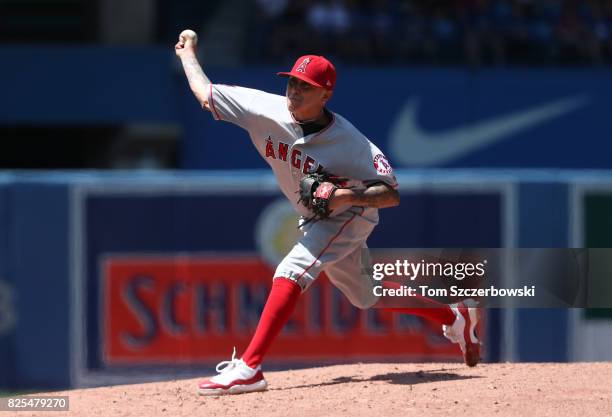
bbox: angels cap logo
[373,154,392,174]
[277,55,337,90]
[296,58,311,73]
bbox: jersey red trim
[296,208,362,281]
[209,84,221,120]
[289,110,336,138]
[313,111,336,138]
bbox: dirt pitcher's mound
[11,363,612,417]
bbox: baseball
[179,29,198,46]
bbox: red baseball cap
[277,55,336,90]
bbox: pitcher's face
[286,77,331,119]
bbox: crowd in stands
[250,0,612,66]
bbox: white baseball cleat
[443,300,481,367]
[197,348,268,396]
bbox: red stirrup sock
[380,281,456,325]
[241,277,301,368]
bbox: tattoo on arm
[183,55,210,86]
[356,184,400,208]
[180,54,211,107]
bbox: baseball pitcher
[175,29,481,396]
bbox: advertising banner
[102,256,463,365]
[78,183,503,371]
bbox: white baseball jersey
[206,84,398,307]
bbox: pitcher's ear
[322,89,333,103]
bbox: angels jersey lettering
[207,84,398,219]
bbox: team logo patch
[296,58,312,73]
[373,154,393,174]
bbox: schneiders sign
[101,256,464,364]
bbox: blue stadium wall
[2,48,611,170]
[1,170,609,390]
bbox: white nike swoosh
[389,95,590,166]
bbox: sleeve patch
[373,154,393,175]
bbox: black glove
[298,172,346,222]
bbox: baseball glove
[298,172,346,222]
